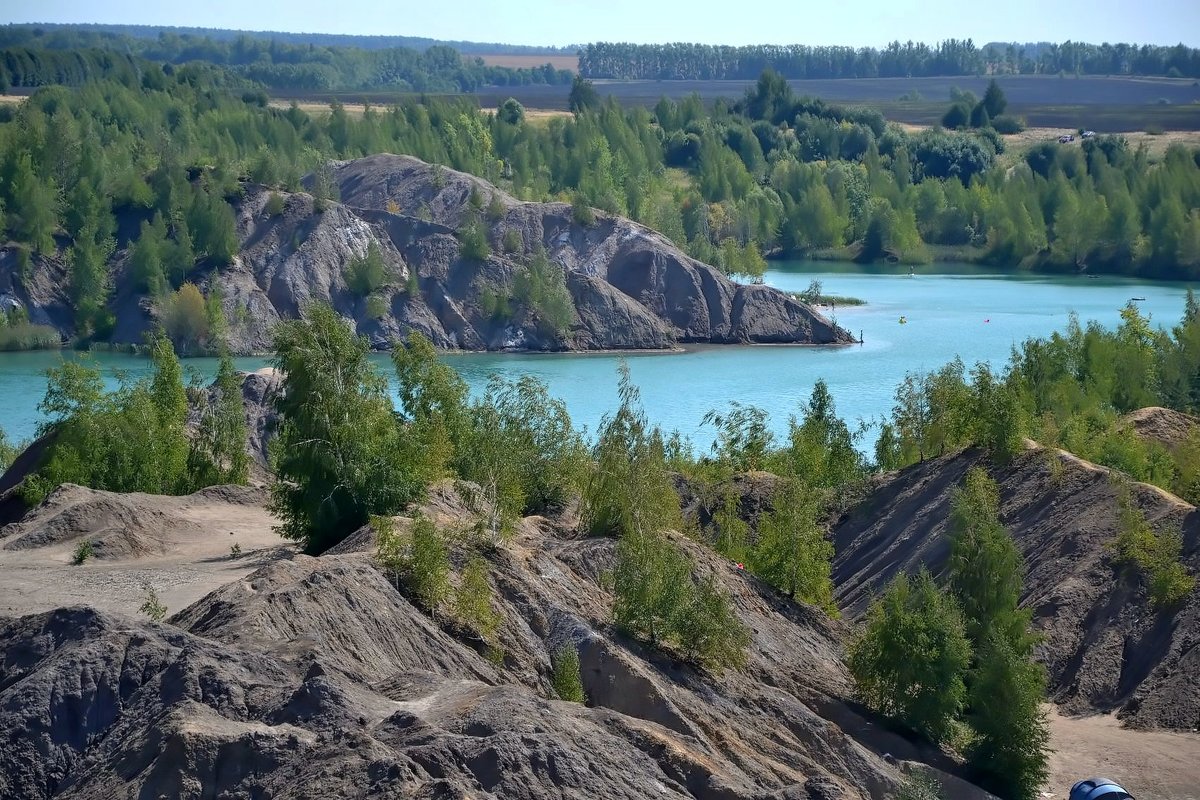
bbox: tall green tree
[271,303,421,552]
[750,478,835,612]
[584,363,681,538]
[189,351,250,486]
[848,571,971,744]
[966,632,1050,800]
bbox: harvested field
[476,53,578,71]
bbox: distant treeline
[578,40,1200,80]
[1,22,575,55]
[0,26,572,92]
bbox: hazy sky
[3,0,1198,48]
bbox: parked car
[1081,130,1097,138]
[1058,134,1076,143]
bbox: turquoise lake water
[0,262,1193,449]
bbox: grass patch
[814,293,866,306]
[0,323,60,351]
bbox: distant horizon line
[2,20,1196,51]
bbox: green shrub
[455,555,502,643]
[377,514,452,612]
[551,644,586,702]
[0,316,59,352]
[486,193,507,222]
[513,248,573,336]
[365,293,389,319]
[848,571,971,744]
[479,287,512,322]
[1113,492,1195,608]
[991,115,1025,134]
[72,540,94,565]
[571,193,595,226]
[27,334,211,506]
[897,772,945,800]
[711,490,750,563]
[160,283,212,354]
[461,375,588,529]
[271,304,423,552]
[139,583,168,621]
[344,242,389,296]
[187,351,250,487]
[750,479,835,613]
[265,192,286,217]
[458,219,491,261]
[583,364,681,538]
[967,632,1050,800]
[502,228,523,253]
[1145,526,1195,608]
[0,428,20,472]
[612,528,749,673]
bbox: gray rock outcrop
[0,486,986,799]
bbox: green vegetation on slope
[849,468,1049,800]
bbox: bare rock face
[0,502,987,799]
[832,445,1200,732]
[196,154,851,354]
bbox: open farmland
[471,74,1200,130]
[475,53,579,71]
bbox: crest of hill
[831,444,1200,732]
[1121,406,1200,451]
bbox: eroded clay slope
[832,445,1200,731]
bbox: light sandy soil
[0,490,293,618]
[1045,708,1200,800]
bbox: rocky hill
[0,155,852,354]
[0,481,984,800]
[831,445,1200,732]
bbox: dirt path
[1046,708,1200,800]
[0,488,294,618]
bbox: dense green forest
[0,62,1198,347]
[0,25,572,92]
[578,39,1200,80]
[2,22,576,55]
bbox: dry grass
[475,54,578,72]
[0,95,25,106]
[899,121,1200,162]
[1004,126,1200,158]
[494,107,571,128]
[268,100,370,117]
